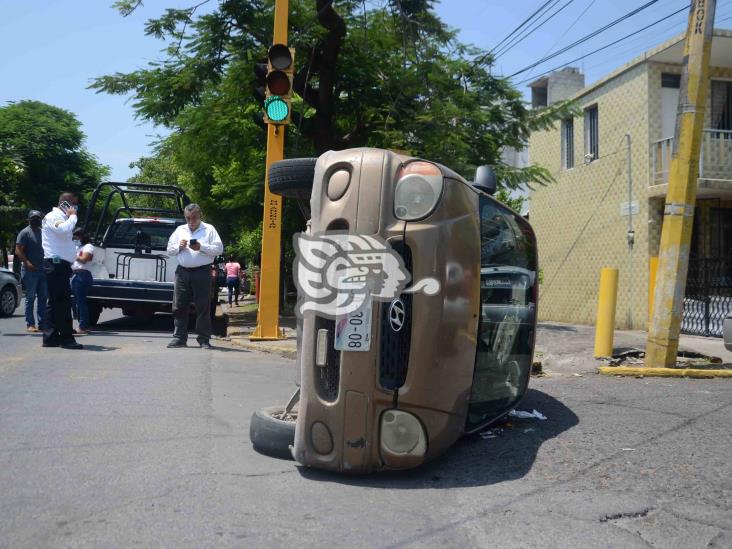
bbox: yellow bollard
[594,268,619,358]
[648,256,658,328]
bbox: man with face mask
[15,210,47,332]
[166,203,223,349]
[40,192,82,349]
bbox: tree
[0,101,109,210]
[99,0,571,270]
[0,100,109,265]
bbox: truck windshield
[467,197,538,430]
[103,222,179,250]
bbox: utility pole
[251,0,289,340]
[646,0,716,367]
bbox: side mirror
[473,165,497,195]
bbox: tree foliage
[94,0,572,255]
[0,100,109,265]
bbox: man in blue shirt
[14,210,47,332]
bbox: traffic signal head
[263,43,295,125]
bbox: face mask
[30,218,41,228]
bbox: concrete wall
[548,68,585,105]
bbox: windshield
[103,222,179,250]
[467,197,538,431]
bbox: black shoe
[198,341,213,350]
[61,342,83,350]
[42,341,61,348]
[167,339,187,348]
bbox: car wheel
[267,158,317,200]
[249,405,297,459]
[0,285,17,317]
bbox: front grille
[379,241,412,390]
[314,316,341,401]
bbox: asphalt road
[1,302,731,548]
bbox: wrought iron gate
[682,257,732,337]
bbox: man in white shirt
[166,203,223,349]
[41,192,83,349]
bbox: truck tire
[267,158,317,200]
[250,405,297,459]
[88,302,103,326]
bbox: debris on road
[509,409,547,420]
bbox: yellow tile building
[528,29,732,336]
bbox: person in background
[71,228,95,334]
[166,203,223,349]
[14,210,47,332]
[41,193,82,349]
[224,255,241,306]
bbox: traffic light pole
[645,0,716,366]
[251,0,289,341]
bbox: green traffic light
[264,95,289,122]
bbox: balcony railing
[652,129,732,184]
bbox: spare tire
[249,405,297,459]
[268,158,317,200]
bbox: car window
[103,222,178,250]
[467,196,538,430]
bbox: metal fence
[682,257,732,337]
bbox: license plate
[334,300,372,352]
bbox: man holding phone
[40,192,82,349]
[166,203,223,349]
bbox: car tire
[0,285,17,317]
[267,158,317,200]
[88,302,103,326]
[249,405,297,459]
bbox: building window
[584,105,599,162]
[711,80,732,131]
[661,73,681,88]
[561,119,574,169]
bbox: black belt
[178,264,211,272]
[44,258,71,266]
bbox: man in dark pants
[166,203,223,349]
[41,193,82,349]
[15,210,48,332]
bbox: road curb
[229,337,297,360]
[598,366,732,378]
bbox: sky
[2,0,731,182]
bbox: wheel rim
[1,290,15,314]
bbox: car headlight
[380,409,426,457]
[394,161,443,221]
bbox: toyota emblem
[388,299,406,332]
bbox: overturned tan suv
[250,148,538,474]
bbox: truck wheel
[267,158,317,199]
[88,302,103,326]
[249,406,297,459]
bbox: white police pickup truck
[82,182,220,326]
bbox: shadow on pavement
[297,389,578,489]
[80,344,119,352]
[94,314,175,333]
[537,322,578,333]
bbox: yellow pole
[648,256,658,328]
[645,0,716,367]
[251,0,289,341]
[594,268,619,358]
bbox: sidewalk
[225,299,732,374]
[222,296,298,360]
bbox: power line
[508,0,662,79]
[521,0,598,83]
[493,0,577,60]
[475,0,557,65]
[516,4,690,85]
